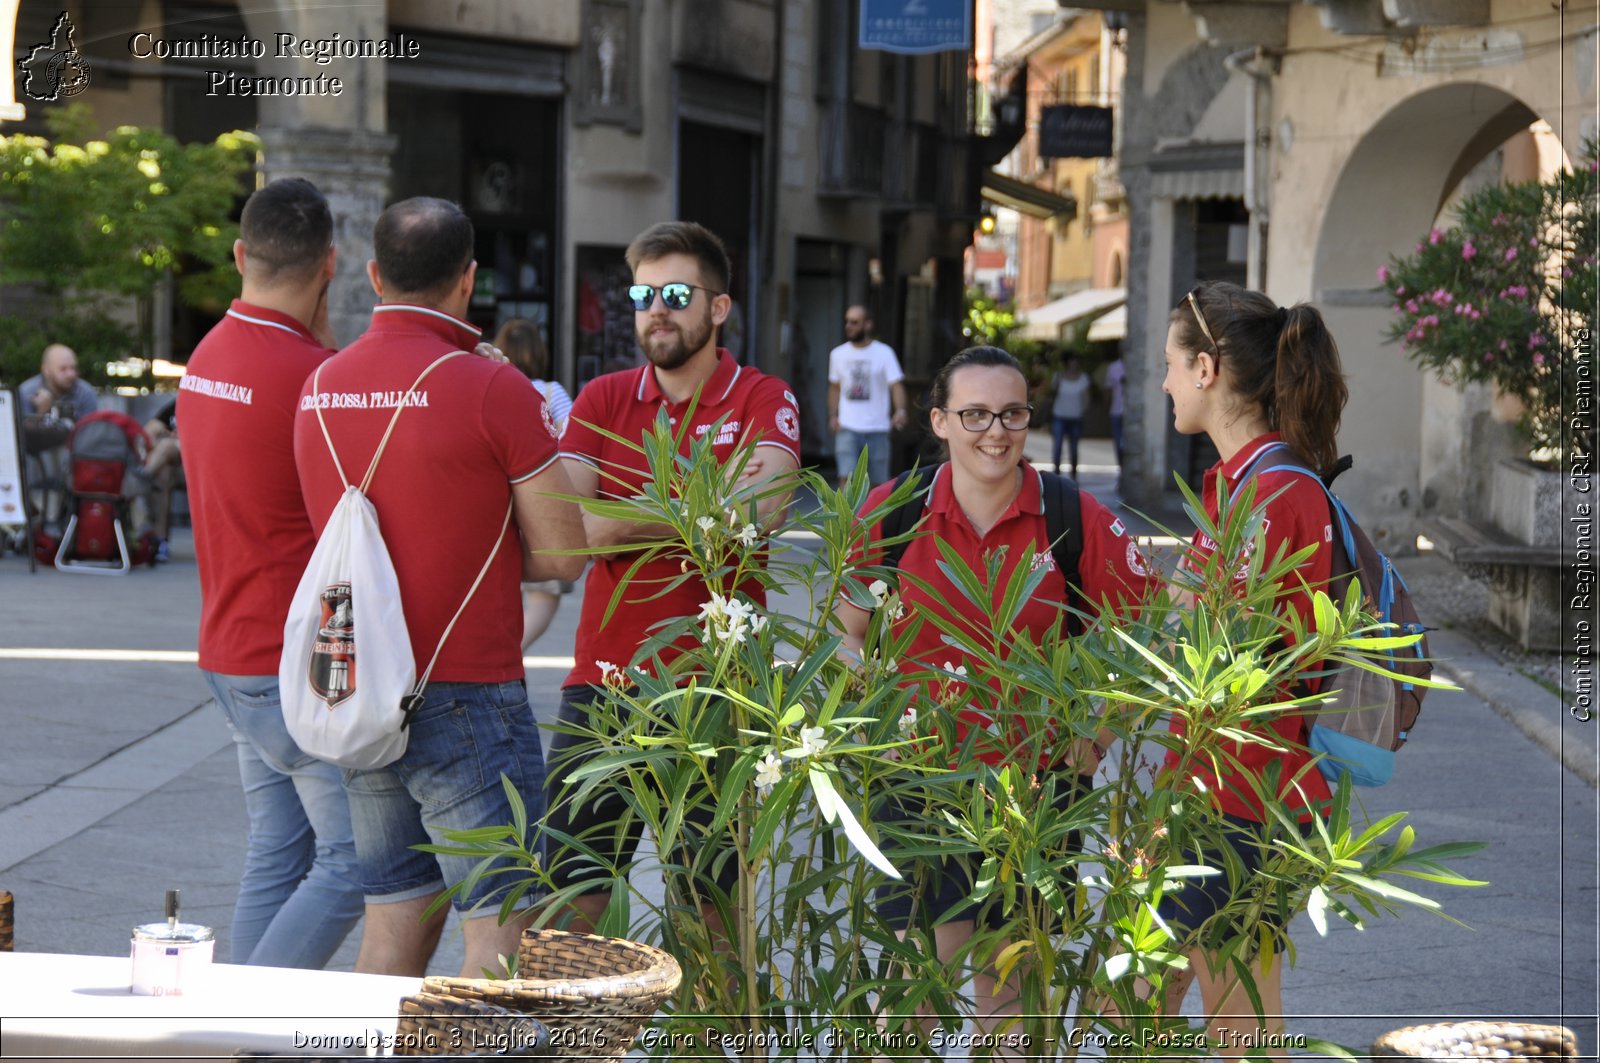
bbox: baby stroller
[49,411,161,574]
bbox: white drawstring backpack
[280,352,511,770]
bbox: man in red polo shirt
[293,197,585,977]
[549,220,801,931]
[178,178,364,969]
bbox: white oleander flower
[898,707,917,735]
[755,751,784,790]
[796,725,827,757]
[696,516,716,533]
[942,661,969,679]
[867,579,890,608]
[736,523,759,546]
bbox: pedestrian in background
[1048,353,1091,478]
[294,197,584,977]
[495,317,577,650]
[828,305,907,487]
[1156,280,1347,1060]
[1103,352,1126,468]
[177,178,364,969]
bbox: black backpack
[877,465,1084,627]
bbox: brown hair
[494,318,549,380]
[624,221,731,295]
[1171,281,1348,475]
[927,345,1023,410]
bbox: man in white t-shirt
[827,306,907,487]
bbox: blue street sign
[859,0,972,55]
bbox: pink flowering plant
[1380,142,1597,461]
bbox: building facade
[7,0,994,470]
[1064,0,1596,551]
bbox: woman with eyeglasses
[835,344,1157,1048]
[1155,280,1348,1059]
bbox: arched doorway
[1308,82,1563,550]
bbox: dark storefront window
[388,85,561,358]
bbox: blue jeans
[343,680,547,913]
[1051,417,1084,474]
[203,672,364,968]
[835,428,890,484]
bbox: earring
[1194,382,1204,390]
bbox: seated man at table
[133,397,182,560]
[19,344,99,526]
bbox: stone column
[256,126,396,347]
[242,0,392,347]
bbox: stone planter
[1489,457,1563,547]
[1485,458,1565,651]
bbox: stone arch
[1313,83,1543,291]
[1308,81,1558,547]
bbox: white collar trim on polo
[225,307,305,337]
[371,303,482,338]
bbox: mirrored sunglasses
[626,282,721,312]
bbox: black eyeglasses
[1186,287,1219,355]
[941,405,1033,432]
[626,282,723,312]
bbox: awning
[1149,168,1245,200]
[1014,287,1125,341]
[1086,304,1126,342]
[981,169,1077,220]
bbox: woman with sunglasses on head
[1155,281,1348,1059]
[835,345,1157,1050]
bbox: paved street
[0,435,1596,1057]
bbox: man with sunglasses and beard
[548,221,802,933]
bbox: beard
[637,305,715,371]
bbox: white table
[0,951,422,1060]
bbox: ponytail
[1171,283,1348,478]
[1273,303,1347,475]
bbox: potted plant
[1379,141,1595,465]
[428,418,1482,1060]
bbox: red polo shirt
[293,304,561,683]
[180,300,333,675]
[1170,432,1336,820]
[845,462,1159,768]
[560,351,802,689]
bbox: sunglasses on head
[1186,287,1219,355]
[626,282,722,312]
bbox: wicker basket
[1373,1022,1578,1060]
[422,928,682,1063]
[394,991,548,1057]
[0,889,12,952]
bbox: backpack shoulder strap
[312,350,468,492]
[1252,456,1362,571]
[1039,470,1083,592]
[880,467,933,573]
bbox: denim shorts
[876,772,1089,931]
[343,680,546,914]
[835,428,890,485]
[1154,813,1303,954]
[544,685,736,895]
